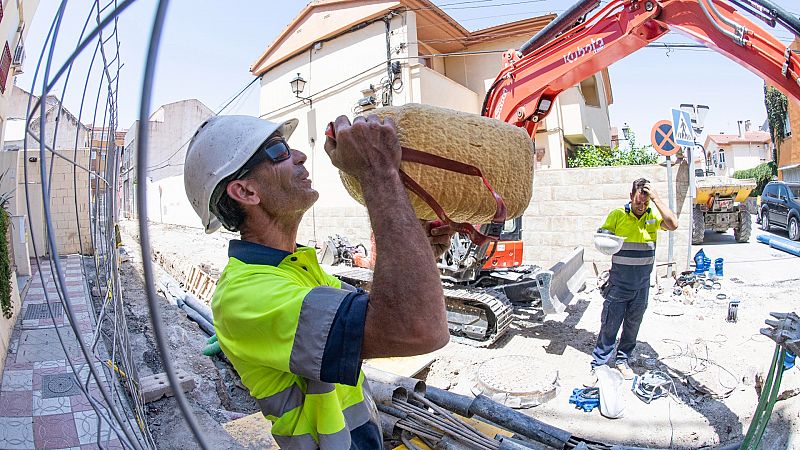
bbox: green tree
[733,161,776,197]
[764,83,788,162]
[0,175,11,319]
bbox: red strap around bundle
[325,122,507,245]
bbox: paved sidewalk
[0,256,123,449]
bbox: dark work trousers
[591,283,649,367]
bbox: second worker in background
[590,178,678,382]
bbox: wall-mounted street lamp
[680,103,711,173]
[290,73,312,108]
[621,122,631,141]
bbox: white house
[250,0,614,246]
[122,99,214,225]
[0,0,40,147]
[704,123,772,177]
[3,85,91,257]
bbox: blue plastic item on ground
[756,234,800,257]
[569,387,600,412]
[694,249,708,274]
[715,258,724,277]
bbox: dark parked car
[760,181,800,240]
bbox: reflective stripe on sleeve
[255,384,304,418]
[273,427,353,450]
[290,286,349,380]
[307,380,336,395]
[273,433,320,450]
[343,400,372,430]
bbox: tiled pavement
[0,256,125,449]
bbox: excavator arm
[483,0,800,132]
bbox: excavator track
[323,265,513,346]
[443,285,513,347]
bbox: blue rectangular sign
[671,108,695,147]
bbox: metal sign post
[650,121,680,272]
[666,156,675,271]
[687,144,694,271]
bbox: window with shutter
[0,42,11,94]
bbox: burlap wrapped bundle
[339,103,534,223]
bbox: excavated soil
[113,222,263,449]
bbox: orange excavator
[325,0,800,345]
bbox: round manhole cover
[474,355,558,408]
[47,377,76,394]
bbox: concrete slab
[221,413,278,449]
[139,369,196,403]
[366,354,437,378]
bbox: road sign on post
[651,120,680,157]
[671,108,695,147]
[650,120,678,270]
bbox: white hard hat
[184,115,298,233]
[594,232,625,256]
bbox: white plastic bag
[595,365,626,419]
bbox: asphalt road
[692,214,800,284]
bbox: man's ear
[226,179,261,206]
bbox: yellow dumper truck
[693,175,757,244]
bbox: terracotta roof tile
[706,131,771,145]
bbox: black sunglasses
[235,137,292,179]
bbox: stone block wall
[298,206,372,248]
[295,163,692,276]
[17,149,94,256]
[523,162,692,273]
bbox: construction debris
[140,369,197,403]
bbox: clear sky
[16,0,799,147]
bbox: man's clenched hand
[422,220,456,258]
[324,115,401,183]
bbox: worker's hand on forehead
[324,114,401,181]
[423,219,456,259]
[640,182,657,201]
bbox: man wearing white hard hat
[184,114,453,449]
[589,178,678,383]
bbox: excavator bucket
[543,247,587,314]
[491,246,587,314]
[322,236,588,346]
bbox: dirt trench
[102,225,262,449]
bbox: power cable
[259,61,385,119]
